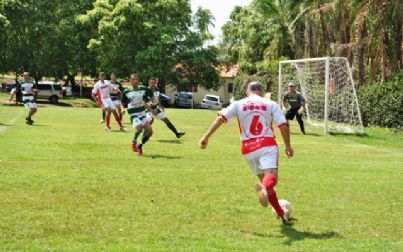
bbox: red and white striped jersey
[92,80,113,100]
[219,95,286,153]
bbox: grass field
[0,103,402,251]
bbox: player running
[124,74,153,155]
[110,73,125,121]
[19,72,38,125]
[146,77,185,138]
[199,82,294,223]
[91,72,125,132]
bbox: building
[165,65,239,105]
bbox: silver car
[37,81,64,104]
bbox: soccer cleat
[105,126,112,132]
[137,144,143,156]
[120,127,126,132]
[131,141,138,153]
[280,214,289,224]
[25,119,32,125]
[99,119,105,123]
[255,182,268,207]
[176,131,186,138]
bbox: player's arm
[199,116,226,149]
[278,124,293,158]
[157,95,164,110]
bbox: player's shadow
[143,154,182,160]
[280,221,341,245]
[157,140,183,144]
[0,122,13,126]
[290,132,321,137]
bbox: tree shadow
[142,154,182,160]
[157,139,183,144]
[329,132,367,137]
[281,221,342,245]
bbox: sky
[191,0,252,44]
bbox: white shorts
[131,113,148,128]
[101,98,116,110]
[242,146,279,176]
[146,111,166,121]
[113,100,122,106]
[24,102,37,109]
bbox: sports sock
[262,173,284,217]
[106,115,111,128]
[120,114,123,120]
[133,131,140,142]
[166,121,179,135]
[141,133,151,145]
[113,113,123,127]
[102,110,106,120]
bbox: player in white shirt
[199,82,294,223]
[19,72,38,125]
[91,72,125,132]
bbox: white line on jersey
[0,112,23,134]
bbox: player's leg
[161,117,185,138]
[146,111,154,125]
[254,147,287,222]
[296,112,305,134]
[26,103,37,125]
[137,120,153,155]
[111,108,125,131]
[131,117,143,153]
[285,109,296,131]
[100,108,106,123]
[105,108,112,131]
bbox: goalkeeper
[281,81,306,135]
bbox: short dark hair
[99,72,105,77]
[247,81,263,92]
[149,77,157,81]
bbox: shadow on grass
[0,122,13,126]
[157,139,183,144]
[281,221,341,245]
[143,154,182,160]
[329,132,367,137]
[290,132,321,137]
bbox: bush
[358,71,403,129]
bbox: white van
[37,81,64,104]
[200,94,223,110]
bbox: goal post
[278,57,364,134]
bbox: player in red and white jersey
[199,82,294,223]
[91,72,125,132]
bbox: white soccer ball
[272,199,292,219]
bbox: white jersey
[92,80,113,100]
[219,95,286,142]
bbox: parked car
[200,94,223,110]
[159,93,171,107]
[37,81,63,104]
[175,92,194,108]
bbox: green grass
[0,104,402,251]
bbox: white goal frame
[278,57,364,135]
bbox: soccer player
[19,72,38,125]
[282,81,306,134]
[199,82,294,223]
[124,74,153,155]
[91,72,125,132]
[110,73,125,121]
[146,77,185,138]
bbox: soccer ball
[272,199,292,219]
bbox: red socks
[262,173,284,217]
[106,116,111,127]
[113,113,123,127]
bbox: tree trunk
[318,3,329,55]
[380,1,389,82]
[357,18,366,84]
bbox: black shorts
[285,108,300,120]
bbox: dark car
[159,93,171,107]
[175,92,194,108]
[5,81,17,92]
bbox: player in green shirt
[19,72,39,125]
[123,74,154,155]
[146,77,185,138]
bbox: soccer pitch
[0,105,402,251]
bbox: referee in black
[282,81,306,135]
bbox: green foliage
[359,71,403,129]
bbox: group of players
[17,70,303,223]
[91,72,185,155]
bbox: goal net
[278,57,364,134]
